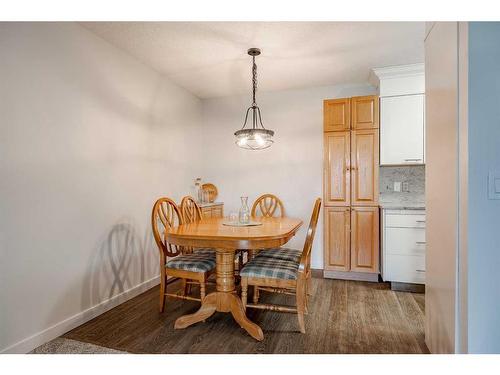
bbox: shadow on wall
[81,221,158,311]
[44,221,158,339]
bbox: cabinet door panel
[201,208,212,219]
[385,213,426,228]
[385,227,426,256]
[351,207,379,273]
[212,207,223,218]
[324,207,351,271]
[324,131,350,206]
[324,98,350,131]
[352,95,379,129]
[384,254,425,284]
[351,129,379,206]
[380,94,425,165]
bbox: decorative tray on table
[222,221,262,227]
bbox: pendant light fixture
[234,48,274,150]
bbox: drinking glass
[229,211,238,223]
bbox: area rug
[30,338,127,354]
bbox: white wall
[0,22,203,353]
[424,21,500,354]
[467,21,500,353]
[424,21,461,354]
[201,84,376,269]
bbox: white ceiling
[82,22,425,99]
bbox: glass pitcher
[239,196,250,224]
[195,178,203,203]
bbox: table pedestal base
[174,292,264,341]
[174,249,264,341]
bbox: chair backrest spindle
[251,194,285,218]
[180,196,204,254]
[180,196,203,224]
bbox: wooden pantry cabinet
[324,98,351,131]
[351,129,379,206]
[324,206,379,275]
[324,206,351,271]
[350,206,379,273]
[351,95,379,130]
[323,131,351,206]
[323,95,380,282]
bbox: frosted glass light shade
[234,128,274,150]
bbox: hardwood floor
[63,278,428,354]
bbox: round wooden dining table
[164,216,303,341]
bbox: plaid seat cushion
[255,248,302,263]
[167,252,216,273]
[240,256,299,280]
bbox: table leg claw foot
[228,293,264,341]
[174,294,217,329]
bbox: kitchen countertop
[199,201,223,208]
[379,193,425,210]
[379,203,425,210]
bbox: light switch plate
[394,181,401,192]
[488,172,500,200]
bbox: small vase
[239,196,250,224]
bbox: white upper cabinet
[380,94,425,165]
[371,64,425,165]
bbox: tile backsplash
[379,165,425,203]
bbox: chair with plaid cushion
[152,197,216,313]
[181,195,243,280]
[242,194,286,268]
[180,196,203,226]
[180,196,215,255]
[251,193,285,218]
[240,198,321,333]
[179,196,216,295]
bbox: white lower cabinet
[382,209,426,284]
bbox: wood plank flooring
[63,278,428,354]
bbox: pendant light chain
[252,55,257,106]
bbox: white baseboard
[1,276,160,354]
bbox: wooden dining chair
[240,198,321,333]
[179,195,216,293]
[180,196,216,256]
[151,197,216,313]
[251,193,285,218]
[180,196,203,225]
[180,195,242,280]
[242,193,286,269]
